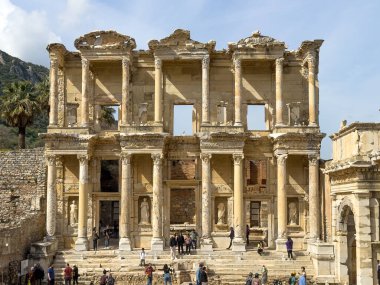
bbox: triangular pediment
[228,31,285,51]
[74,30,136,51]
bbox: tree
[0,81,40,148]
[100,106,117,129]
[35,76,50,115]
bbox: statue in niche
[70,200,78,227]
[288,202,298,225]
[140,198,150,224]
[217,202,226,225]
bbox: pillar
[75,155,89,251]
[46,154,57,239]
[49,59,58,126]
[121,57,130,126]
[201,55,210,124]
[81,58,89,127]
[232,153,245,251]
[234,57,242,126]
[151,153,164,251]
[200,153,213,251]
[154,57,163,123]
[119,153,132,250]
[307,55,317,126]
[275,57,284,126]
[276,153,288,251]
[308,154,320,240]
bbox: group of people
[195,263,208,285]
[92,226,113,251]
[169,230,199,260]
[25,264,44,285]
[99,269,115,285]
[143,263,174,285]
[63,263,80,285]
[245,266,306,285]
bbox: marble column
[276,153,288,251]
[75,155,89,251]
[200,153,213,251]
[307,55,317,126]
[46,154,57,239]
[121,57,130,126]
[308,154,320,241]
[151,153,164,251]
[154,57,163,123]
[119,153,132,250]
[49,58,58,126]
[201,55,210,124]
[234,58,242,126]
[81,58,89,127]
[275,57,284,126]
[232,153,246,251]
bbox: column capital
[275,57,284,67]
[77,154,89,165]
[81,57,89,69]
[307,55,316,71]
[233,153,244,165]
[122,57,130,68]
[46,154,56,166]
[234,57,241,69]
[202,55,210,69]
[154,57,162,69]
[276,153,288,165]
[120,153,132,165]
[151,153,163,164]
[308,154,319,166]
[200,153,212,163]
[50,58,58,68]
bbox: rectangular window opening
[100,160,119,192]
[247,104,266,130]
[97,105,119,130]
[250,201,261,227]
[173,105,193,135]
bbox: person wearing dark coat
[226,227,235,249]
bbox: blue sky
[0,0,379,158]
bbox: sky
[0,0,379,159]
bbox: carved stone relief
[287,198,299,226]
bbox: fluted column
[232,153,245,251]
[154,57,163,123]
[234,58,242,126]
[75,155,89,251]
[121,57,130,126]
[119,153,132,250]
[307,55,317,126]
[276,153,288,251]
[201,55,210,124]
[46,154,57,239]
[275,57,284,126]
[81,58,89,127]
[200,153,213,251]
[151,153,164,251]
[49,59,58,126]
[308,154,320,240]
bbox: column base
[119,237,132,251]
[275,238,287,252]
[232,238,246,252]
[75,237,89,251]
[201,238,213,252]
[151,237,164,252]
[233,122,242,127]
[275,123,286,127]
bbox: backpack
[106,276,115,285]
[245,278,252,285]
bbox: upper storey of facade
[46,29,323,137]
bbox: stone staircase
[51,247,315,285]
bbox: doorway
[98,200,119,249]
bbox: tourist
[200,266,208,285]
[286,237,293,260]
[252,273,261,285]
[47,265,55,285]
[190,229,198,249]
[169,233,177,260]
[145,263,155,285]
[226,227,234,249]
[26,267,35,285]
[92,227,99,251]
[162,264,172,285]
[246,225,250,245]
[100,270,107,285]
[377,260,380,285]
[195,262,203,285]
[185,234,192,255]
[288,272,297,285]
[104,227,110,249]
[72,265,79,285]
[298,266,306,285]
[257,242,263,256]
[140,248,146,266]
[34,264,44,285]
[177,232,185,255]
[245,272,253,285]
[64,263,73,285]
[107,272,115,285]
[261,265,268,285]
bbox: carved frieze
[272,132,324,153]
[200,133,246,151]
[57,68,65,127]
[228,31,285,52]
[120,133,168,150]
[74,30,136,51]
[212,183,233,194]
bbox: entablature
[271,132,324,155]
[199,132,246,154]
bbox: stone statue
[217,202,226,225]
[140,198,150,224]
[288,202,298,225]
[70,200,78,226]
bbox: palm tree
[0,81,40,148]
[35,76,50,115]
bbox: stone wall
[0,148,46,273]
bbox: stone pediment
[148,29,215,53]
[74,30,136,51]
[228,31,285,52]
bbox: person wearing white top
[139,248,146,266]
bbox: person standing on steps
[226,227,234,249]
[162,264,172,285]
[72,265,79,285]
[288,272,297,285]
[246,225,250,246]
[145,263,156,285]
[104,227,110,249]
[169,233,177,260]
[177,232,185,255]
[99,270,107,285]
[261,265,268,285]
[185,234,192,255]
[298,266,306,285]
[252,273,261,285]
[47,265,55,285]
[139,248,146,266]
[195,262,203,285]
[63,263,72,285]
[92,227,99,251]
[245,272,253,285]
[200,266,208,285]
[286,237,294,260]
[190,229,199,249]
